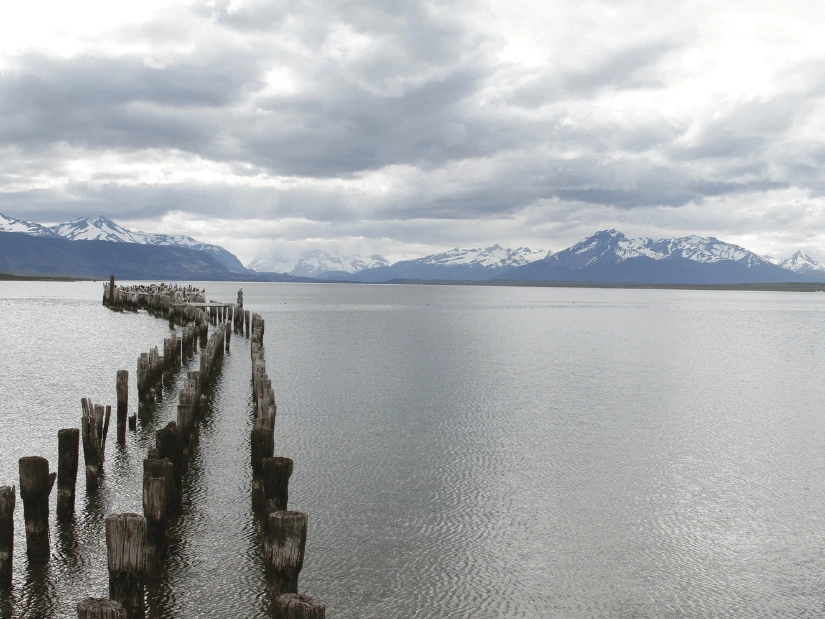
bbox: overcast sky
[1,0,824,264]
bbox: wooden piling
[245,310,251,337]
[106,513,146,619]
[81,399,110,490]
[251,427,274,475]
[261,457,293,512]
[109,275,115,306]
[77,597,127,619]
[18,456,56,558]
[116,371,128,444]
[156,423,184,504]
[143,457,173,578]
[264,511,308,597]
[0,486,14,582]
[57,428,80,520]
[274,594,325,619]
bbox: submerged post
[77,598,127,619]
[264,511,308,598]
[106,513,146,619]
[116,370,128,444]
[18,456,55,558]
[0,486,14,582]
[274,594,325,619]
[57,429,80,520]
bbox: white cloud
[1,0,825,262]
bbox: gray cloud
[1,0,824,261]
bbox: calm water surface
[2,281,825,618]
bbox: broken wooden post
[251,426,274,475]
[128,414,136,431]
[274,594,325,619]
[57,428,80,520]
[225,322,231,352]
[0,486,14,583]
[261,457,293,513]
[106,513,146,619]
[109,275,115,306]
[116,371,128,444]
[245,310,251,337]
[265,511,307,598]
[156,423,184,505]
[77,597,127,619]
[81,399,111,490]
[18,456,56,558]
[143,456,173,579]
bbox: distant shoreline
[380,279,825,292]
[3,270,824,292]
[0,272,90,282]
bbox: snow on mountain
[504,229,820,284]
[416,245,549,268]
[0,213,59,237]
[341,245,550,282]
[291,251,389,277]
[774,250,825,276]
[49,216,147,243]
[44,216,249,272]
[246,249,296,274]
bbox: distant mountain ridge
[328,245,550,282]
[501,230,823,284]
[0,214,248,273]
[248,249,389,277]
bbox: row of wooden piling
[249,312,325,618]
[1,279,239,618]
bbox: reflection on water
[2,281,825,617]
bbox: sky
[1,0,824,265]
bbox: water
[2,281,825,618]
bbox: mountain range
[2,212,824,284]
[0,214,248,273]
[500,229,821,284]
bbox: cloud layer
[1,0,825,263]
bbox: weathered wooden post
[251,427,274,475]
[106,513,146,619]
[77,597,127,619]
[143,455,173,579]
[0,486,14,582]
[265,511,308,598]
[81,399,111,490]
[109,275,115,306]
[245,310,251,337]
[18,456,56,558]
[225,322,231,353]
[156,423,184,504]
[261,457,293,512]
[274,594,325,619]
[116,371,128,444]
[57,428,80,520]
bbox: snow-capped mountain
[49,216,148,243]
[3,215,248,273]
[766,250,825,279]
[0,213,59,237]
[342,245,550,282]
[247,249,389,276]
[502,229,823,284]
[246,249,295,274]
[290,251,389,277]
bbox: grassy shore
[0,272,90,281]
[382,279,825,292]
